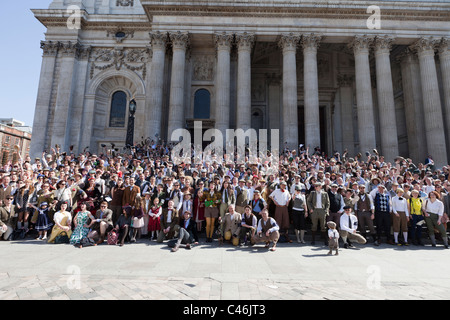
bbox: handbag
[133,217,144,228]
[55,231,70,244]
[107,229,119,245]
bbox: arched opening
[109,91,128,127]
[193,89,211,119]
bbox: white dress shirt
[392,195,409,216]
[269,189,290,206]
[423,199,444,216]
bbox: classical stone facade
[30,0,450,166]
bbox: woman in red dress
[147,197,162,240]
[193,189,205,233]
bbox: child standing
[327,221,339,255]
[28,202,54,240]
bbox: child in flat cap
[327,221,339,255]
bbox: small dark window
[115,32,126,38]
[109,91,127,127]
[194,89,211,119]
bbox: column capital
[374,35,395,53]
[301,33,322,51]
[348,35,374,54]
[40,41,60,57]
[150,31,169,50]
[169,31,190,51]
[236,32,255,52]
[214,32,234,51]
[278,33,301,53]
[59,41,81,58]
[438,37,450,56]
[409,37,440,55]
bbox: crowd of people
[1,141,449,253]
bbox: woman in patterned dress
[70,202,95,247]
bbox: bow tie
[399,197,404,200]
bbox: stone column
[51,41,79,151]
[301,33,322,150]
[438,38,450,159]
[338,74,355,157]
[278,33,300,150]
[214,32,233,136]
[410,37,448,167]
[148,31,168,141]
[236,32,255,131]
[69,46,91,154]
[374,35,399,162]
[349,35,377,154]
[167,31,190,140]
[78,95,96,151]
[399,49,427,163]
[30,41,59,159]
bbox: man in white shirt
[340,206,367,248]
[269,181,292,242]
[251,209,280,251]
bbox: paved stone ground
[1,235,450,300]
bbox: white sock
[394,232,399,243]
[403,232,408,243]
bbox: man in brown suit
[221,204,242,246]
[0,196,18,240]
[0,176,13,206]
[122,177,141,206]
[157,200,180,243]
[306,182,330,245]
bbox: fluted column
[148,31,168,140]
[278,33,300,150]
[30,41,59,159]
[399,49,427,163]
[51,41,79,151]
[410,37,447,167]
[236,32,255,131]
[338,74,355,156]
[374,35,399,162]
[214,32,233,136]
[438,38,450,159]
[69,46,91,154]
[349,35,377,154]
[167,31,190,140]
[301,33,322,149]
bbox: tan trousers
[252,230,280,245]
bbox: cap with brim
[40,202,48,207]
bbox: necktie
[225,191,228,203]
[348,215,352,230]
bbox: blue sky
[0,1,51,127]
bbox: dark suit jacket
[180,217,199,242]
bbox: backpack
[10,228,27,241]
